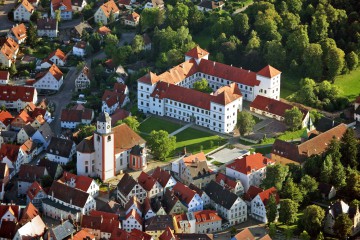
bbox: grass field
[280,73,301,99]
[334,68,360,101]
[259,128,306,145]
[171,127,227,157]
[139,116,183,134]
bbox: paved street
[0,0,16,33]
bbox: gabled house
[51,0,73,20]
[0,37,19,67]
[0,85,37,112]
[26,181,47,210]
[175,210,222,234]
[37,18,58,38]
[20,139,41,164]
[17,164,48,195]
[75,66,91,92]
[60,105,94,129]
[142,197,156,220]
[38,158,63,180]
[243,185,264,208]
[226,153,274,192]
[97,26,111,37]
[80,210,121,239]
[12,112,33,131]
[0,110,13,131]
[72,21,93,40]
[0,70,9,85]
[0,144,25,175]
[216,172,244,196]
[71,0,87,11]
[110,108,130,126]
[42,181,96,222]
[13,0,34,22]
[189,184,210,207]
[138,171,163,199]
[73,41,87,57]
[94,0,120,25]
[41,49,67,68]
[151,167,177,194]
[19,202,39,225]
[0,163,9,201]
[46,137,76,165]
[318,182,336,200]
[250,187,280,223]
[162,189,187,215]
[150,197,166,216]
[14,215,46,240]
[124,12,140,27]
[172,182,203,212]
[232,228,256,240]
[145,215,174,239]
[33,64,64,91]
[101,83,129,114]
[32,122,54,150]
[7,24,27,44]
[0,204,21,223]
[117,173,146,207]
[73,229,96,240]
[173,213,195,234]
[17,124,36,144]
[205,181,247,226]
[123,209,143,232]
[197,0,224,12]
[59,171,99,197]
[125,196,142,217]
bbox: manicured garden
[139,116,184,134]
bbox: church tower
[94,112,115,181]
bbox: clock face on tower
[107,125,110,129]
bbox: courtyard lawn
[139,116,183,134]
[334,68,360,101]
[171,127,227,157]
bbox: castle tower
[94,112,115,181]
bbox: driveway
[0,0,16,33]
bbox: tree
[278,199,298,224]
[55,9,61,22]
[316,232,324,240]
[309,13,329,42]
[108,10,115,24]
[302,205,325,236]
[324,46,345,81]
[320,155,333,183]
[233,13,249,37]
[104,34,119,57]
[76,61,86,71]
[261,164,289,191]
[281,178,303,204]
[333,213,353,239]
[284,107,303,131]
[236,111,255,136]
[331,157,346,188]
[78,125,96,142]
[266,194,278,223]
[346,51,358,71]
[300,175,319,202]
[327,137,342,162]
[167,3,189,29]
[132,35,145,54]
[286,25,309,62]
[302,43,323,79]
[246,30,261,52]
[299,231,311,240]
[119,116,140,132]
[27,21,37,47]
[113,45,132,66]
[264,40,286,69]
[9,64,17,75]
[309,110,323,124]
[341,128,358,168]
[89,32,102,52]
[148,130,176,161]
[140,8,165,31]
[193,78,212,93]
[345,168,360,199]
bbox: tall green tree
[346,51,359,71]
[300,175,319,202]
[148,130,176,161]
[167,3,189,29]
[324,46,345,81]
[261,164,289,191]
[299,231,311,240]
[286,25,309,62]
[108,10,115,24]
[309,13,329,42]
[193,78,212,93]
[236,111,255,136]
[345,168,360,199]
[266,194,278,223]
[233,13,250,37]
[278,199,299,224]
[340,128,358,168]
[132,35,145,54]
[140,8,165,31]
[302,205,325,236]
[333,213,353,239]
[281,178,303,203]
[118,116,140,132]
[9,64,17,75]
[246,30,261,52]
[320,155,333,183]
[284,107,304,131]
[264,40,286,69]
[302,43,323,79]
[78,125,96,142]
[331,158,346,189]
[27,21,37,47]
[327,137,342,162]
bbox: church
[76,112,147,181]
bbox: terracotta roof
[185,46,209,59]
[193,210,222,224]
[10,24,27,42]
[35,64,63,81]
[233,228,255,240]
[42,49,66,64]
[102,90,126,108]
[61,108,93,122]
[26,181,45,201]
[260,234,272,240]
[76,136,95,153]
[49,181,90,208]
[0,204,20,220]
[243,186,263,202]
[144,215,174,231]
[138,171,158,191]
[159,227,177,240]
[16,111,34,124]
[0,70,9,80]
[37,18,57,30]
[19,202,39,225]
[272,124,348,163]
[110,228,153,240]
[59,171,94,192]
[198,0,224,10]
[126,12,140,22]
[172,182,196,205]
[204,181,240,210]
[151,167,173,188]
[176,233,213,240]
[258,187,280,205]
[124,196,141,213]
[51,0,72,11]
[0,221,18,239]
[99,0,119,17]
[125,209,143,225]
[97,26,111,35]
[215,173,238,190]
[257,65,281,78]
[113,123,145,153]
[0,144,20,162]
[250,95,308,120]
[20,139,38,154]
[0,85,34,104]
[110,108,130,126]
[18,164,47,182]
[72,229,95,240]
[226,153,274,175]
[81,212,120,233]
[0,110,13,126]
[138,72,160,85]
[0,37,19,60]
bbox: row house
[38,158,64,180]
[145,215,174,239]
[226,153,274,192]
[0,70,9,85]
[46,137,76,165]
[20,139,42,163]
[138,171,164,200]
[17,164,48,195]
[59,171,99,197]
[174,210,222,234]
[17,124,36,144]
[51,0,73,20]
[0,37,19,67]
[94,0,119,25]
[26,181,47,210]
[0,144,26,176]
[7,24,27,44]
[80,210,121,239]
[30,122,54,150]
[172,182,203,212]
[123,209,143,232]
[189,184,210,207]
[250,187,280,223]
[40,49,67,69]
[14,0,34,22]
[117,173,146,207]
[60,104,94,129]
[0,85,37,112]
[42,180,96,222]
[0,110,13,131]
[161,189,187,215]
[151,167,177,194]
[37,18,58,38]
[215,173,244,196]
[125,196,150,220]
[75,66,91,92]
[204,181,247,226]
[33,64,64,91]
[101,83,129,114]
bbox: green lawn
[334,68,360,101]
[280,73,301,99]
[171,127,227,157]
[253,146,272,155]
[139,116,183,134]
[259,128,306,145]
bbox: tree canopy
[148,130,176,161]
[236,111,256,136]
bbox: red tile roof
[49,181,90,208]
[19,202,39,224]
[193,210,222,224]
[215,173,238,190]
[172,182,196,205]
[183,152,206,164]
[81,214,120,233]
[126,12,140,22]
[110,108,130,126]
[138,171,158,191]
[35,64,63,81]
[16,110,34,123]
[72,229,95,240]
[258,187,280,205]
[0,110,13,126]
[74,41,87,49]
[243,185,263,202]
[42,49,66,64]
[59,171,94,192]
[250,95,308,120]
[159,227,177,240]
[125,209,143,225]
[233,228,255,240]
[185,46,209,59]
[97,26,111,35]
[0,144,20,163]
[113,123,145,153]
[226,153,274,175]
[0,204,20,220]
[10,24,27,42]
[51,0,72,11]
[151,167,173,188]
[0,71,9,80]
[0,85,35,103]
[0,37,19,60]
[118,0,131,5]
[100,0,119,17]
[26,181,45,201]
[257,65,281,78]
[0,221,18,239]
[61,108,93,122]
[138,71,160,85]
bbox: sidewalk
[169,123,193,136]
